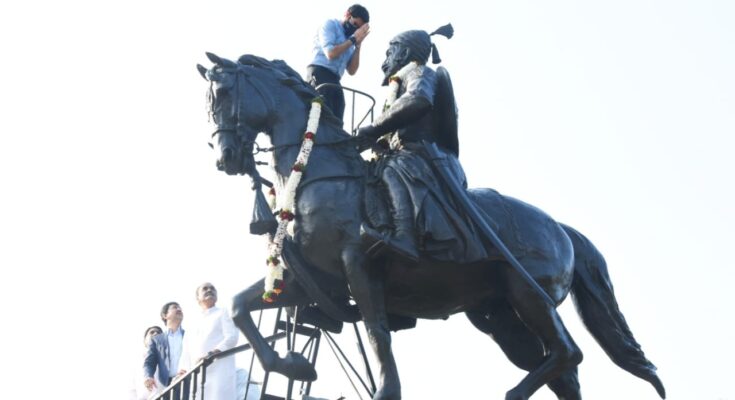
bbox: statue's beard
[381,63,400,86]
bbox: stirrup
[361,224,419,264]
[360,224,388,258]
[384,234,419,264]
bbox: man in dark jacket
[143,301,189,399]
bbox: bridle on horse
[207,65,270,173]
[208,65,354,182]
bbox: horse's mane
[237,54,343,127]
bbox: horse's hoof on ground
[276,351,317,382]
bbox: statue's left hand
[355,125,379,152]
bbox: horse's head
[197,53,272,176]
[199,53,349,183]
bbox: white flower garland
[262,100,322,302]
[262,62,417,301]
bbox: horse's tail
[562,224,666,399]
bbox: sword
[422,141,556,307]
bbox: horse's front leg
[231,274,317,382]
[342,245,401,400]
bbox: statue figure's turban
[391,23,454,64]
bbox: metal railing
[151,307,376,400]
[314,83,376,135]
[152,331,288,400]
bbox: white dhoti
[195,355,236,400]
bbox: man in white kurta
[183,282,239,400]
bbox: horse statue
[196,52,665,400]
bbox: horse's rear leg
[231,273,316,381]
[502,267,583,400]
[467,300,581,400]
[342,245,400,400]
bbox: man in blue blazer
[143,301,189,399]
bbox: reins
[252,136,355,154]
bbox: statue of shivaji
[356,24,490,265]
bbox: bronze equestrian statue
[197,26,665,400]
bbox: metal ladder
[248,306,376,400]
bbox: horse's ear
[206,52,223,65]
[196,64,208,80]
[207,52,237,69]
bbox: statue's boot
[387,216,420,263]
[362,167,420,263]
[385,169,420,263]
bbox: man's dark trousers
[307,65,345,122]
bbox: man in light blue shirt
[307,4,370,122]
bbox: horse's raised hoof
[274,351,317,382]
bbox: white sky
[1,0,733,399]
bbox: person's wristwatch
[349,36,357,46]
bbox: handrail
[152,331,288,400]
[313,83,376,135]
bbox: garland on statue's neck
[384,61,419,110]
[377,61,420,153]
[261,99,322,302]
